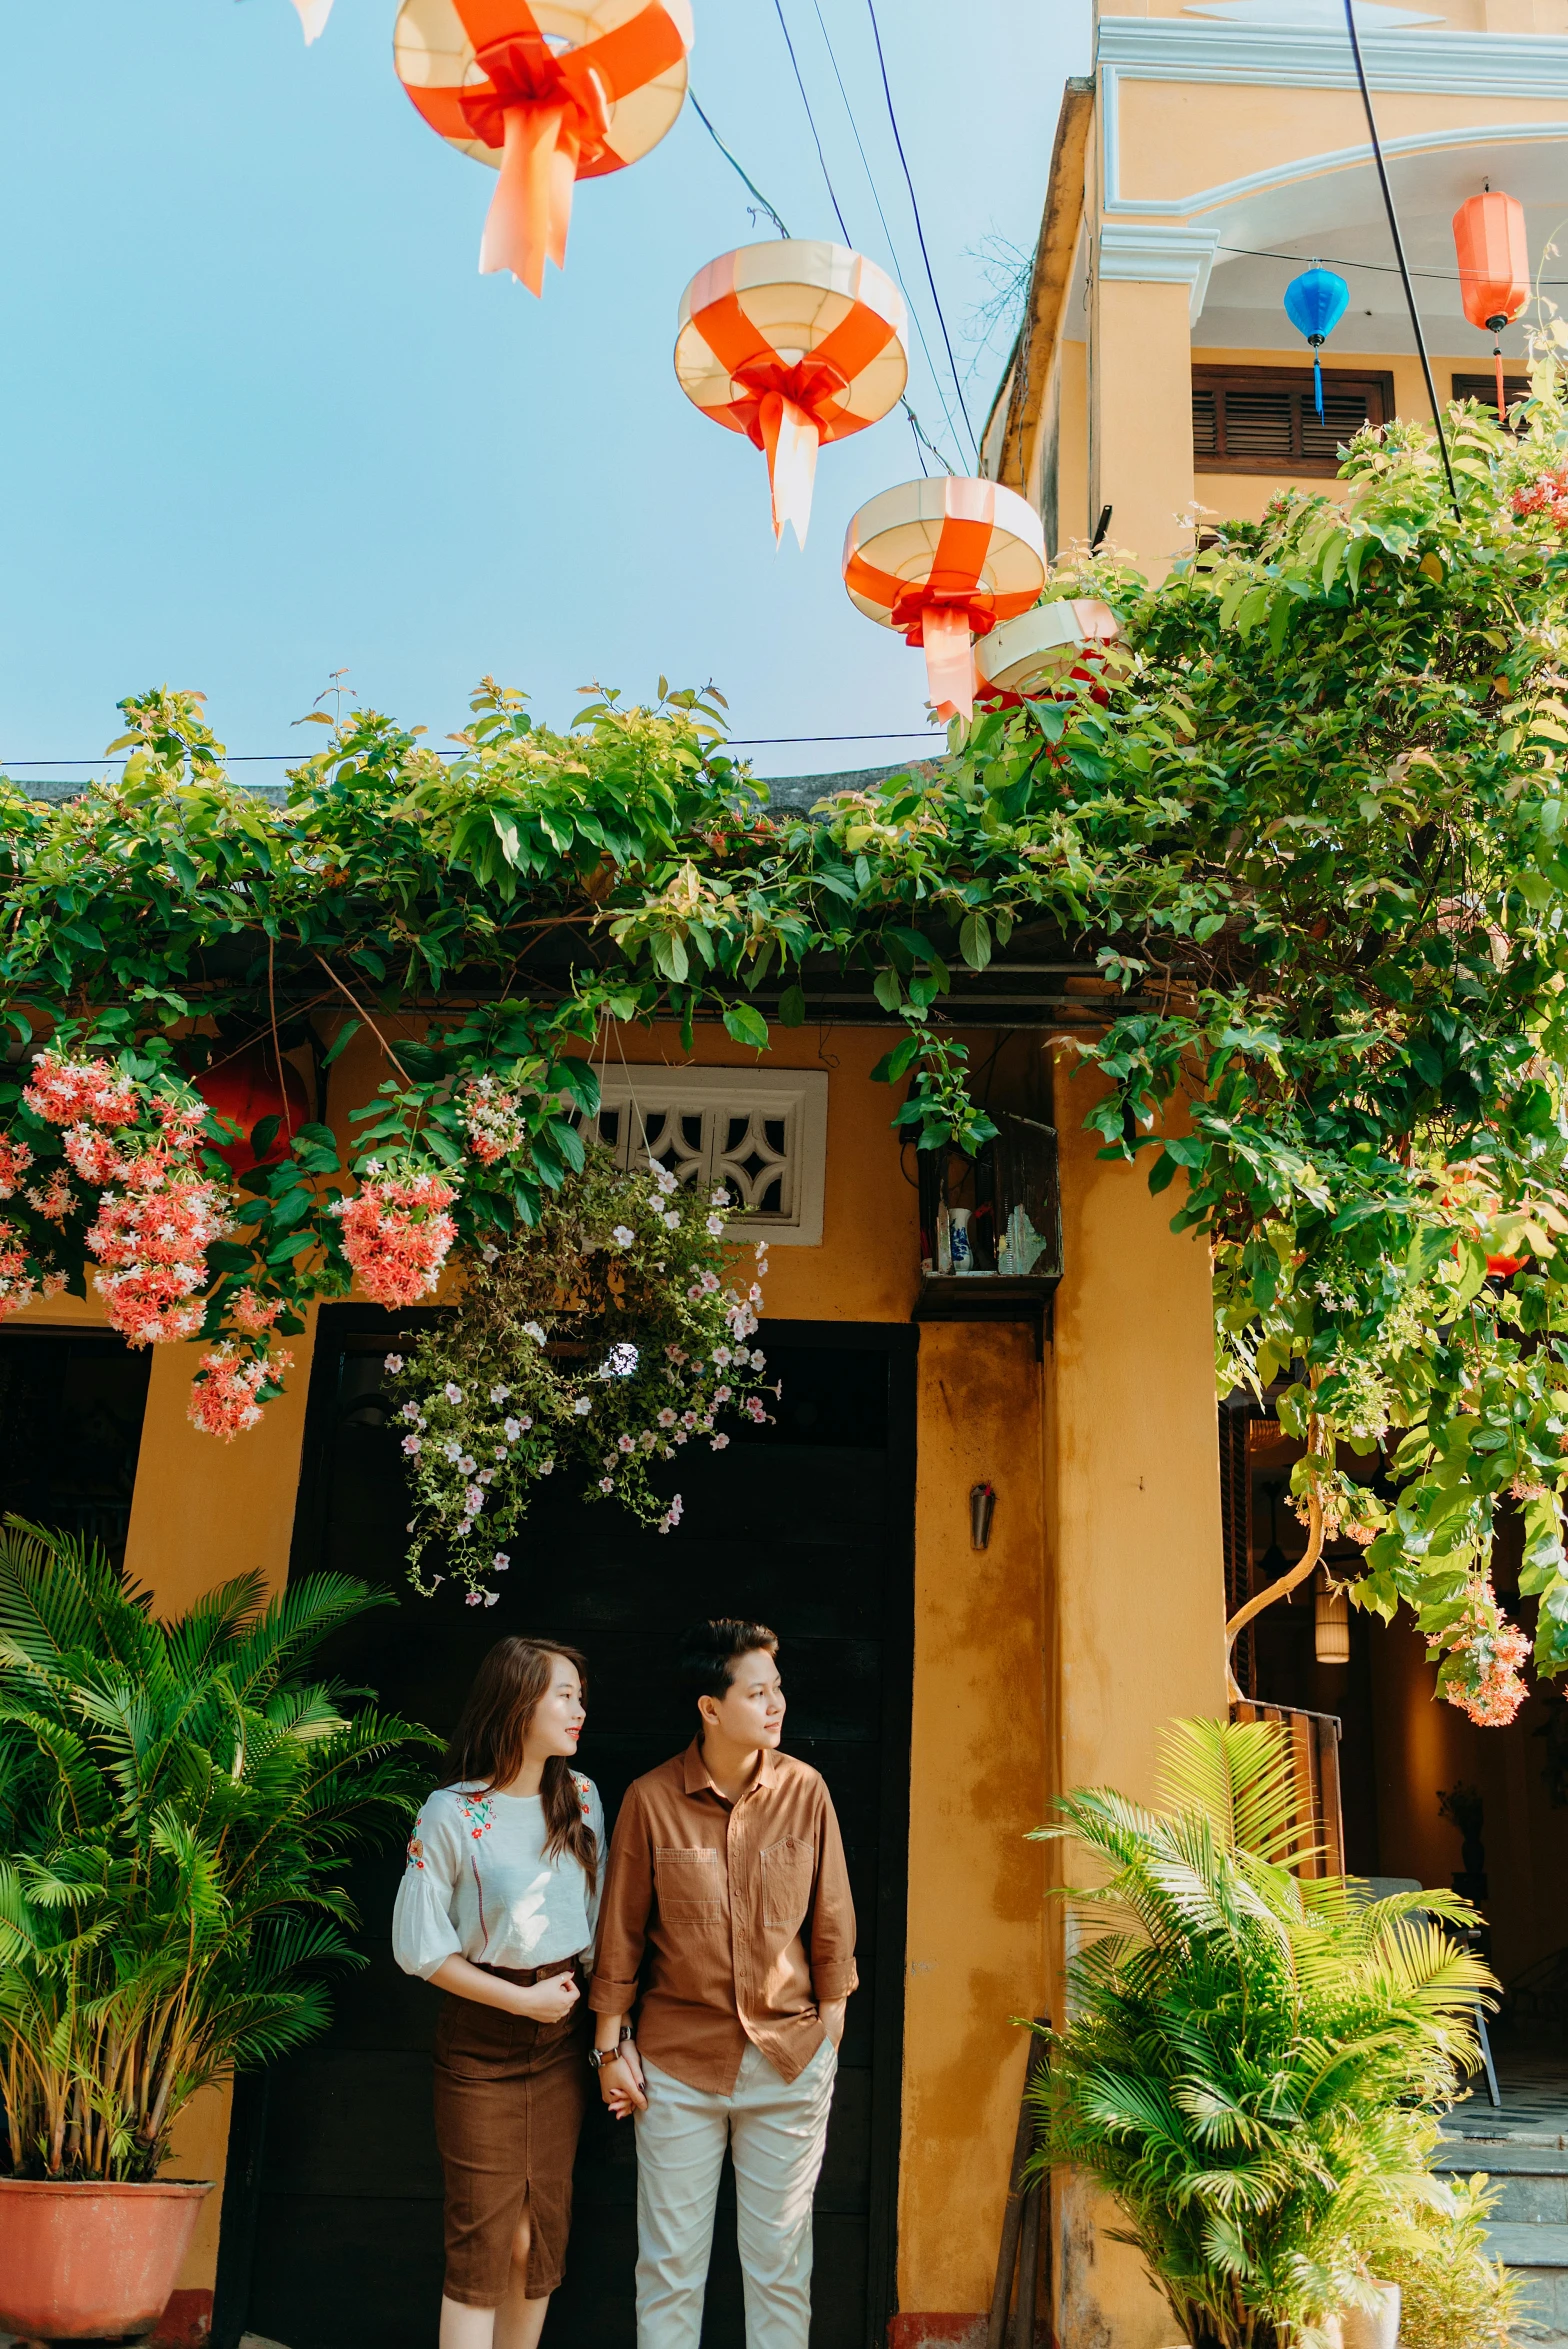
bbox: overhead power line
[687,90,791,238]
[770,0,851,243]
[863,0,977,460]
[4,732,942,770]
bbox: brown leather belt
[476,1955,578,1987]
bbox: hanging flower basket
[385,1146,773,1602]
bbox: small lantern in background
[291,0,333,38]
[1283,263,1349,420]
[975,597,1120,704]
[1453,190,1530,423]
[842,476,1047,723]
[970,1482,996,1551]
[394,0,693,296]
[1314,1572,1351,1665]
[194,1045,308,1180]
[675,241,907,549]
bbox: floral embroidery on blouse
[456,1792,496,1842]
[572,1771,592,1818]
[406,1832,425,1872]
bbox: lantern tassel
[1495,339,1507,428]
[921,608,976,725]
[758,392,821,549]
[1312,344,1324,421]
[481,103,580,296]
[291,0,333,39]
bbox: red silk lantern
[195,1046,308,1179]
[1453,191,1530,422]
[674,241,908,548]
[842,477,1047,722]
[394,0,692,296]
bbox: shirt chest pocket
[654,1846,723,1921]
[760,1835,813,1931]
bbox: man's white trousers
[633,2039,837,2349]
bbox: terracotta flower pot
[0,2176,212,2342]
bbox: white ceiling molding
[589,1066,829,1247]
[1098,17,1568,98]
[1184,2,1440,25]
[1098,223,1221,321]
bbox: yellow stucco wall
[10,1018,1228,2328]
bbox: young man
[588,1617,857,2349]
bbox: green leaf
[722,1002,770,1050]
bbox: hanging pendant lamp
[1283,264,1350,421]
[675,241,908,548]
[1454,191,1530,424]
[975,598,1119,704]
[842,476,1047,724]
[394,0,693,296]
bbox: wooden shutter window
[1192,364,1395,476]
[1452,371,1530,427]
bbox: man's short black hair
[677,1618,779,1706]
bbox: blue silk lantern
[1283,264,1350,419]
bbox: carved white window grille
[588,1067,828,1246]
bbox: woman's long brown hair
[441,1637,596,1891]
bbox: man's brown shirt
[589,1740,858,2093]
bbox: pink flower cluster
[1448,1597,1533,1727]
[461,1076,528,1167]
[0,1137,34,1197]
[231,1286,282,1334]
[333,1169,458,1306]
[22,1051,138,1129]
[187,1340,295,1441]
[1514,467,1568,528]
[0,1218,41,1318]
[88,1135,231,1346]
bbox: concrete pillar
[1090,228,1213,579]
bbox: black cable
[686,90,792,237]
[1341,0,1461,522]
[5,732,944,767]
[805,0,966,470]
[770,0,851,243]
[864,0,977,461]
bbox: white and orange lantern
[674,241,908,548]
[394,0,693,296]
[975,597,1120,703]
[842,476,1047,722]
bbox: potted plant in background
[0,1518,435,2344]
[1029,1717,1505,2349]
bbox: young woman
[393,1637,604,2349]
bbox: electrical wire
[770,0,851,243]
[686,90,792,237]
[804,0,965,472]
[864,0,977,460]
[1341,0,1461,521]
[6,732,942,769]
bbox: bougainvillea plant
[384,1148,772,1603]
[12,376,1568,1675]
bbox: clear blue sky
[0,0,1089,782]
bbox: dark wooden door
[225,1310,914,2349]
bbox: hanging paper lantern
[195,1046,308,1180]
[1454,191,1530,423]
[394,0,693,297]
[975,597,1119,704]
[1283,264,1349,421]
[842,477,1047,723]
[674,241,908,549]
[291,0,333,39]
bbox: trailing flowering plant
[383,1148,772,1603]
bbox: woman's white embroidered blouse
[392,1774,605,1981]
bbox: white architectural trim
[1102,92,1568,223]
[590,1065,829,1247]
[1098,223,1219,320]
[1098,17,1568,97]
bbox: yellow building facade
[987,0,1568,578]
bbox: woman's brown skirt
[432,1960,588,2307]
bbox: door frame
[214,1309,917,2349]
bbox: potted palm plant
[1031,1717,1496,2349]
[0,1516,435,2343]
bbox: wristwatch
[587,2045,621,2072]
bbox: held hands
[517,1970,582,2025]
[599,2038,648,2118]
